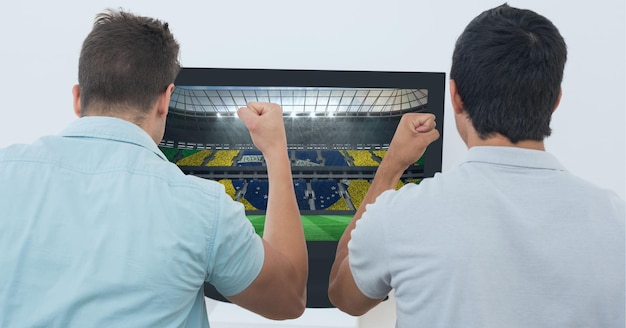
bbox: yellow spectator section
[326,197,350,211]
[206,150,240,167]
[372,150,425,167]
[346,150,379,166]
[217,179,257,210]
[347,179,370,209]
[240,197,257,210]
[176,149,212,166]
[372,150,387,160]
[218,179,237,200]
[344,179,403,210]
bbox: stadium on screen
[159,67,445,307]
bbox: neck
[82,110,162,144]
[466,132,545,151]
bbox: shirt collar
[59,116,167,161]
[464,146,566,171]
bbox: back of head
[78,9,180,119]
[450,4,567,143]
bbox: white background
[1,1,624,327]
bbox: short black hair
[450,4,567,143]
[78,9,180,116]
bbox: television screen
[160,67,445,307]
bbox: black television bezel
[170,67,446,308]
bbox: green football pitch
[247,214,352,241]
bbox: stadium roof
[169,86,428,117]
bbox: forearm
[329,113,439,312]
[332,113,436,267]
[262,151,308,285]
[233,102,308,316]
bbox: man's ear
[156,83,174,118]
[449,79,465,115]
[72,84,82,117]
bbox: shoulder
[144,162,228,206]
[373,171,461,207]
[176,173,226,197]
[561,173,625,212]
[0,136,65,164]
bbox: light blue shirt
[349,146,625,328]
[0,117,264,327]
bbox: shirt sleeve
[205,191,265,297]
[348,190,394,299]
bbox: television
[160,67,445,308]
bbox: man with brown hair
[0,9,307,327]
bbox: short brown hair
[78,9,180,116]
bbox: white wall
[2,1,624,327]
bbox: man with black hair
[0,9,307,327]
[329,4,625,327]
